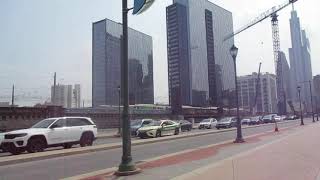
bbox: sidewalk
[174,123,320,180]
[73,121,320,180]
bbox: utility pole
[11,84,15,107]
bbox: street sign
[133,0,155,15]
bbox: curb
[97,134,115,139]
[0,120,302,167]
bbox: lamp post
[297,86,304,125]
[116,0,138,175]
[298,81,315,122]
[116,0,155,176]
[117,86,121,136]
[230,44,244,143]
[308,80,315,122]
[316,101,319,121]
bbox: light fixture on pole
[297,86,304,126]
[230,44,244,143]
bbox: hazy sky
[0,0,319,106]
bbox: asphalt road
[0,118,314,180]
[0,127,211,157]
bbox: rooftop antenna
[292,3,295,10]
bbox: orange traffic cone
[275,122,279,132]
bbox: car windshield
[130,120,142,126]
[220,118,231,122]
[145,121,161,126]
[201,119,211,123]
[31,119,57,128]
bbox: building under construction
[238,73,278,114]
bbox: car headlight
[5,133,28,139]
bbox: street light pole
[117,86,121,136]
[297,86,304,126]
[230,44,244,143]
[115,0,140,175]
[316,101,319,121]
[309,80,315,122]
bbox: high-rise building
[92,19,154,107]
[279,51,291,100]
[51,84,72,108]
[289,8,313,110]
[313,75,320,112]
[166,0,234,112]
[238,73,278,113]
[301,30,313,109]
[73,84,81,108]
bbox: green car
[137,120,180,138]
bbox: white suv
[1,117,98,155]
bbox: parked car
[198,118,218,129]
[176,120,192,132]
[274,116,282,122]
[130,119,154,136]
[287,115,299,120]
[0,133,4,152]
[1,117,98,155]
[284,115,296,120]
[241,118,251,125]
[216,117,237,129]
[262,114,276,123]
[137,120,180,138]
[249,116,262,125]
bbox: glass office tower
[167,0,235,112]
[92,19,154,107]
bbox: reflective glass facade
[92,19,154,107]
[167,0,235,110]
[167,3,191,113]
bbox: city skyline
[0,0,319,106]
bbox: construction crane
[252,62,262,115]
[224,0,298,115]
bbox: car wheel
[27,137,45,153]
[80,132,94,147]
[208,125,212,129]
[156,130,162,137]
[216,127,220,130]
[174,128,179,135]
[63,143,73,149]
[188,127,192,131]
